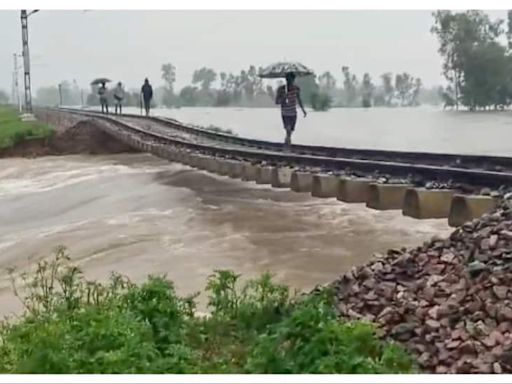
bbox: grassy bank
[0,107,53,149]
[0,248,416,374]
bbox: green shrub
[310,91,332,111]
[11,131,27,145]
[0,247,417,373]
[245,290,415,373]
[0,106,54,148]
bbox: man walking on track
[141,78,153,116]
[275,72,307,147]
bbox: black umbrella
[90,78,111,85]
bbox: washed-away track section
[56,108,512,227]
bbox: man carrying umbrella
[98,82,109,114]
[259,62,311,148]
[91,78,111,114]
[275,72,307,147]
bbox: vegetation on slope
[0,107,53,149]
[0,247,416,374]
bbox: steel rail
[57,107,512,172]
[63,109,512,189]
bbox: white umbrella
[258,61,314,79]
[259,62,314,102]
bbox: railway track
[56,108,512,190]
[59,107,512,173]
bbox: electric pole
[11,55,16,104]
[20,9,38,117]
[11,54,21,112]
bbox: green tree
[215,72,231,106]
[191,67,217,106]
[239,69,253,101]
[460,41,512,110]
[179,86,199,106]
[310,91,332,111]
[254,66,265,96]
[361,73,373,108]
[219,72,228,89]
[192,68,217,91]
[507,10,512,50]
[439,85,456,109]
[161,63,177,107]
[161,63,176,91]
[342,66,358,107]
[318,71,336,94]
[246,65,262,101]
[431,10,504,110]
[380,72,394,106]
[394,73,409,106]
[411,78,422,106]
[296,76,319,107]
[394,73,419,106]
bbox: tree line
[12,10,512,112]
[432,10,512,110]
[154,63,440,110]
[31,65,441,111]
[40,10,512,111]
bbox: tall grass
[0,107,53,148]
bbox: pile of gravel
[333,200,512,373]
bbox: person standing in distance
[141,78,153,116]
[98,82,109,114]
[113,82,125,115]
[275,72,307,147]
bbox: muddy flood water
[0,153,452,316]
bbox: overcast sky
[0,10,508,93]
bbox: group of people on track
[98,71,305,148]
[97,78,153,117]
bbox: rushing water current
[0,153,451,316]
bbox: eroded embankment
[0,110,136,158]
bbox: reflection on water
[0,154,451,316]
[111,106,512,156]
